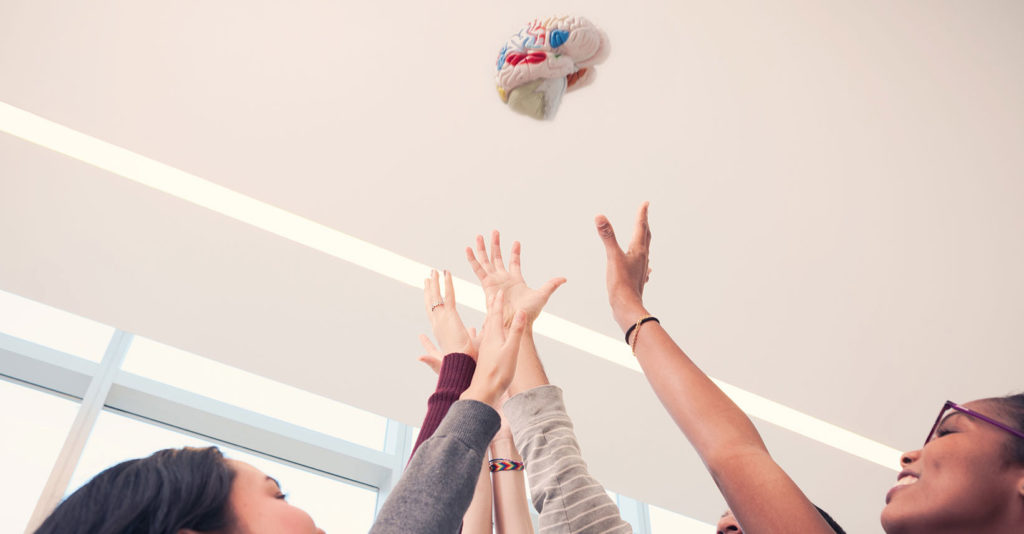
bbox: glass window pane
[0,289,115,362]
[0,379,80,532]
[122,336,387,450]
[68,410,378,533]
[649,504,715,533]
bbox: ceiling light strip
[0,101,901,470]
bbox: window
[69,410,379,533]
[648,504,715,533]
[122,336,388,450]
[0,289,114,362]
[0,379,80,532]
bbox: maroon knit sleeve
[408,352,476,461]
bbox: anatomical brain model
[495,16,610,120]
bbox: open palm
[466,231,566,324]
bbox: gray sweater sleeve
[370,399,500,534]
[504,385,633,534]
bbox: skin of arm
[595,202,834,534]
[411,269,480,459]
[415,269,520,532]
[468,231,631,533]
[466,232,563,394]
[489,412,534,534]
[462,459,494,534]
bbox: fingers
[426,270,443,315]
[509,241,522,277]
[465,247,488,281]
[539,276,568,299]
[490,230,506,272]
[629,201,651,253]
[484,289,507,340]
[417,354,442,374]
[443,270,456,305]
[474,235,491,273]
[502,310,528,352]
[423,274,440,318]
[594,214,622,259]
[430,269,441,301]
[418,333,440,356]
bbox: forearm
[410,353,477,460]
[371,400,500,534]
[631,322,833,533]
[504,386,631,534]
[489,435,534,534]
[507,325,549,396]
[461,460,494,534]
[631,322,768,465]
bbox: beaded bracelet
[488,458,525,472]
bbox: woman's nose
[900,449,921,467]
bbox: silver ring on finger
[431,301,444,311]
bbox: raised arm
[409,269,479,460]
[489,397,534,534]
[468,232,631,534]
[595,202,832,534]
[466,232,565,394]
[371,290,526,534]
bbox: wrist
[613,303,650,332]
[460,384,501,408]
[489,441,521,458]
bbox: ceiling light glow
[0,100,901,470]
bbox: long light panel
[0,100,901,469]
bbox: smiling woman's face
[223,460,325,534]
[880,400,1024,534]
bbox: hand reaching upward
[594,202,652,332]
[460,290,527,408]
[423,269,477,358]
[465,231,567,325]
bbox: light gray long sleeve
[504,385,633,534]
[370,399,500,534]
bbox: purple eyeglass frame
[925,400,1024,446]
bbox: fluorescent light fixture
[0,100,901,469]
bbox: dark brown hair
[35,446,236,534]
[990,393,1024,465]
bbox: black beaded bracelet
[624,316,659,344]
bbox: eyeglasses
[924,400,1024,446]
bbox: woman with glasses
[595,202,1024,533]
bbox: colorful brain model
[496,16,610,120]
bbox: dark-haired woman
[595,202,1024,534]
[36,290,529,534]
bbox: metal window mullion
[616,494,652,534]
[24,329,133,533]
[375,418,413,516]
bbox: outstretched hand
[460,290,527,408]
[418,327,479,374]
[423,269,476,358]
[466,231,566,325]
[595,202,652,332]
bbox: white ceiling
[2,1,1023,532]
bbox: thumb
[417,354,442,374]
[594,215,622,259]
[539,277,568,299]
[418,334,439,354]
